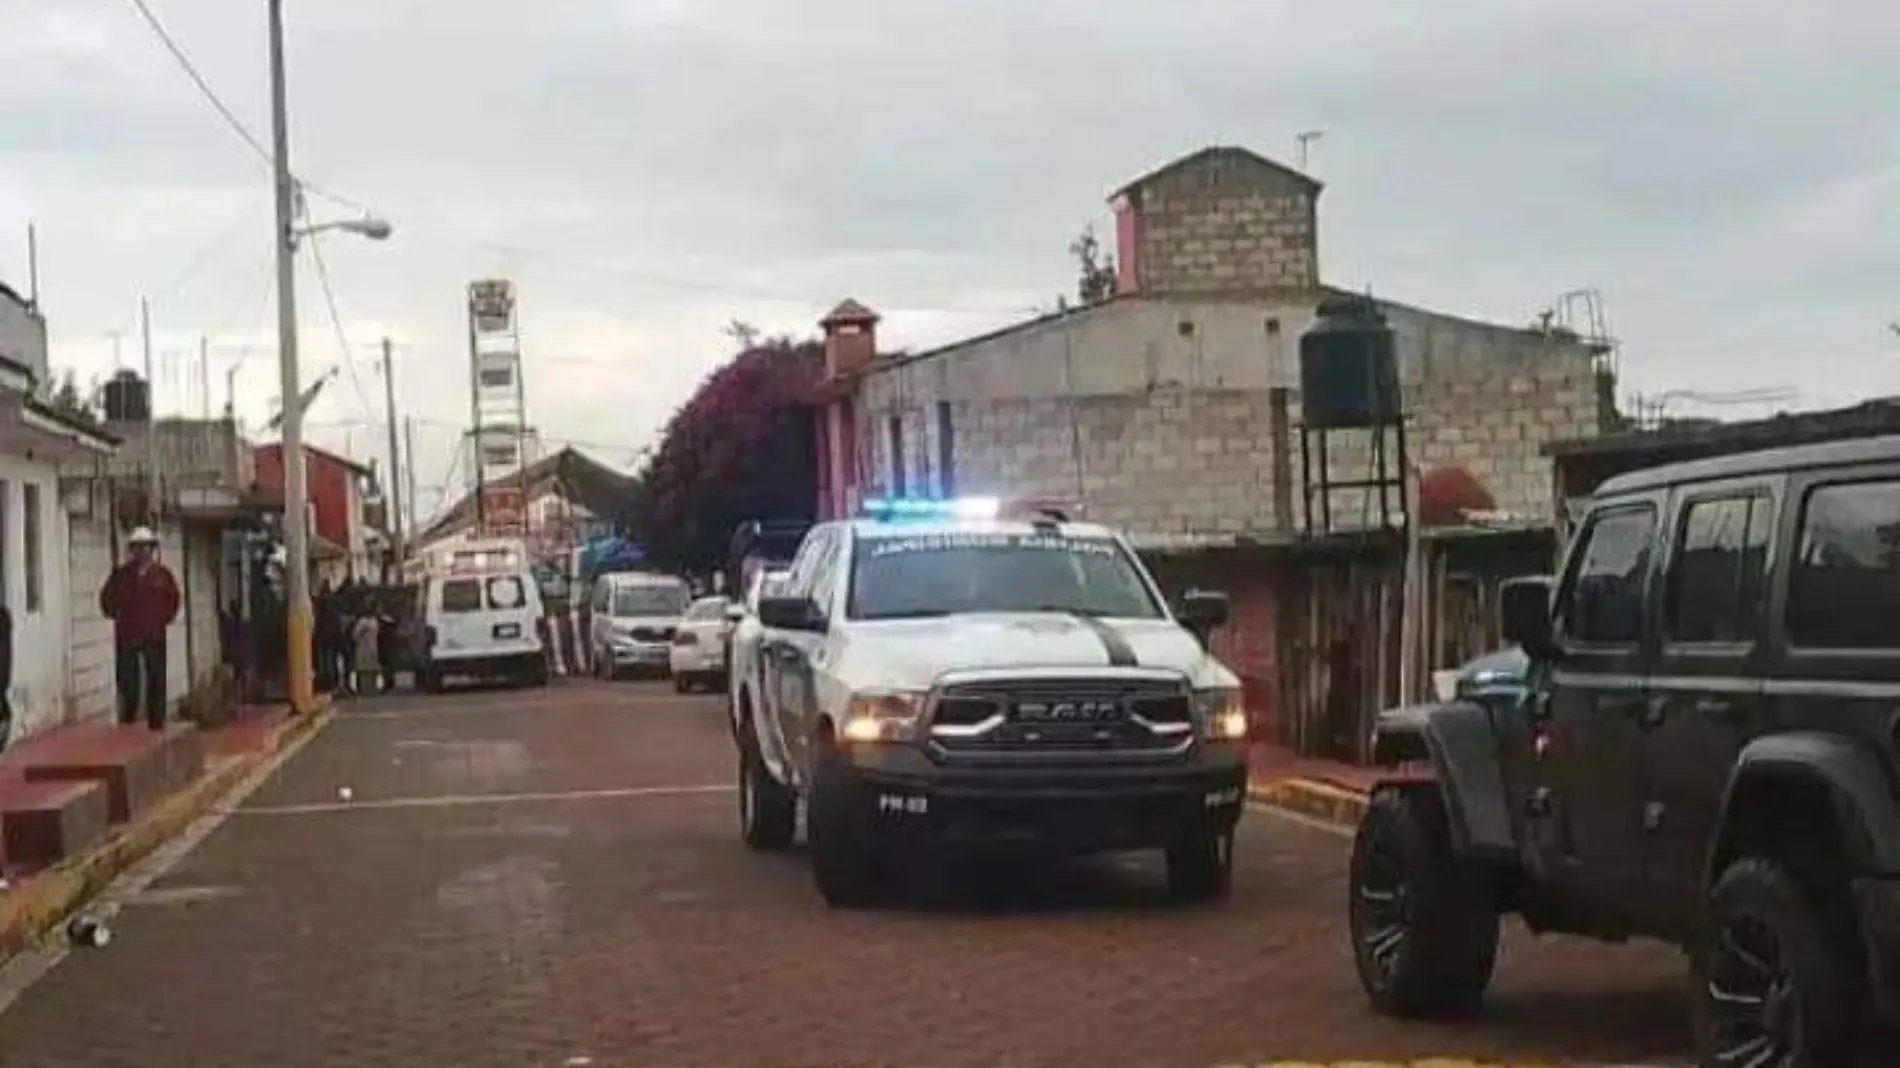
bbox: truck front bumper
[835,743,1248,856]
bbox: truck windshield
[847,532,1164,621]
[612,585,688,617]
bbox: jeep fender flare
[1372,701,1517,860]
[1707,731,1900,884]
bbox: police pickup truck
[730,496,1250,907]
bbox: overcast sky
[2,0,1896,523]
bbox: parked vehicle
[418,565,549,691]
[732,495,1248,908]
[726,566,787,741]
[589,571,691,679]
[1350,435,1900,1068]
[669,595,736,693]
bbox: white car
[589,571,691,679]
[668,595,736,693]
[420,567,550,691]
[726,566,788,739]
[732,496,1248,907]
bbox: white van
[420,566,550,691]
[589,571,691,680]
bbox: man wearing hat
[99,526,182,730]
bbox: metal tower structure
[466,279,534,542]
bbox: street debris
[65,915,112,948]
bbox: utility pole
[140,297,158,520]
[198,335,211,419]
[403,416,419,538]
[381,337,405,575]
[268,0,314,715]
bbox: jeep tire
[738,739,796,852]
[1348,787,1499,1019]
[807,739,884,908]
[1166,826,1235,903]
[1695,856,1862,1068]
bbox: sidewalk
[1247,744,1395,829]
[0,703,328,963]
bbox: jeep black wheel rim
[1706,914,1800,1068]
[1353,830,1411,985]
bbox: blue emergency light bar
[859,496,1001,521]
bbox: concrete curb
[1248,776,1370,830]
[0,708,331,964]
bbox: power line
[121,0,271,164]
[118,0,374,219]
[304,236,376,419]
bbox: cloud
[2,0,1897,505]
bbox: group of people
[314,579,413,697]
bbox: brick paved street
[0,679,1694,1068]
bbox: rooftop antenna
[1296,130,1325,171]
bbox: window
[887,416,907,496]
[486,576,525,609]
[611,583,689,617]
[685,597,729,621]
[1787,479,1900,648]
[846,532,1164,621]
[440,579,484,613]
[21,483,40,612]
[1666,495,1773,644]
[936,402,955,496]
[806,536,844,610]
[1560,504,1656,645]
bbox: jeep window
[846,532,1163,620]
[439,579,484,614]
[1787,479,1900,648]
[1559,504,1656,645]
[1665,495,1773,644]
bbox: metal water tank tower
[1295,295,1410,536]
[1298,294,1400,428]
[101,369,150,422]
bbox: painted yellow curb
[1248,775,1371,829]
[0,708,331,962]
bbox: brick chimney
[820,299,880,380]
[1109,146,1322,296]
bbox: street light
[290,216,394,248]
[268,0,391,714]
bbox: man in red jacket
[99,527,181,730]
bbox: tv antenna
[1296,130,1325,170]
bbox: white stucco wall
[67,511,116,723]
[0,454,73,739]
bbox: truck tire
[807,739,884,908]
[1695,856,1862,1068]
[1166,826,1235,903]
[739,741,796,851]
[1348,786,1499,1019]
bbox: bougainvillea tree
[628,339,822,575]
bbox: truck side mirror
[1499,576,1558,660]
[758,595,824,633]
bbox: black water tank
[101,369,151,422]
[1299,295,1400,428]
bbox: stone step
[0,779,111,869]
[21,725,205,823]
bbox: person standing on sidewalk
[350,608,381,696]
[99,526,181,730]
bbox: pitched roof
[413,446,637,546]
[821,298,880,326]
[1111,145,1322,201]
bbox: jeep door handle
[1636,695,1667,728]
[1695,696,1740,721]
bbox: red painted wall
[252,443,355,546]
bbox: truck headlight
[1194,688,1249,741]
[839,690,925,744]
